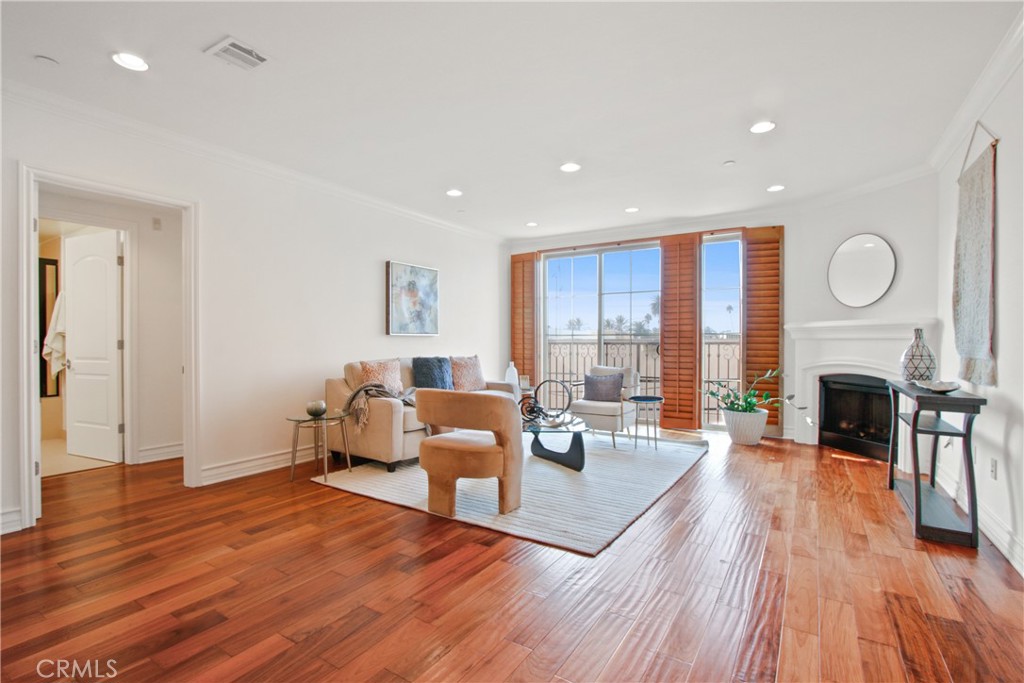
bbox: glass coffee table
[523,416,588,472]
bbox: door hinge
[33,218,38,233]
[35,461,40,476]
[117,339,124,350]
[117,255,124,266]
[33,339,39,354]
[118,423,125,434]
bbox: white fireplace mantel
[785,318,940,445]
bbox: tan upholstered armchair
[569,366,639,448]
[416,389,523,517]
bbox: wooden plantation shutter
[743,226,784,436]
[660,233,702,430]
[510,252,538,385]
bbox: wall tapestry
[387,261,439,336]
[954,128,997,386]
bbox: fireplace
[818,374,894,461]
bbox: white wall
[933,63,1023,573]
[38,192,185,462]
[2,91,503,527]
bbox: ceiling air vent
[204,36,267,70]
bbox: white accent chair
[569,366,639,448]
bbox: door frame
[17,163,200,528]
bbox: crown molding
[2,81,495,242]
[928,9,1023,170]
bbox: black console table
[886,379,986,547]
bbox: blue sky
[545,241,740,335]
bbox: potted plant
[705,369,803,445]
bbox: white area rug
[314,433,707,555]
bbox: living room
[2,2,1022,681]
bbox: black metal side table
[886,379,986,547]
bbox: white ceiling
[3,2,1019,239]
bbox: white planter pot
[723,408,769,445]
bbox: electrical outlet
[990,458,998,480]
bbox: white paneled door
[64,230,123,462]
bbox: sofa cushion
[451,355,487,392]
[402,405,425,432]
[583,372,623,401]
[571,398,625,416]
[360,359,403,394]
[413,356,454,389]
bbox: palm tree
[567,317,584,332]
[614,315,628,333]
[650,294,661,318]
[726,304,735,331]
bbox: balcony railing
[541,333,741,427]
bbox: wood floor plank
[783,554,818,635]
[777,627,819,683]
[883,592,953,683]
[731,569,786,682]
[819,598,863,683]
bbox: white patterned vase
[900,328,936,381]
[723,408,769,445]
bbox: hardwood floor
[3,435,1022,682]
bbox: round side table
[625,396,665,450]
[287,411,350,482]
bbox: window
[542,245,661,398]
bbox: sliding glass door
[701,234,743,428]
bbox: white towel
[954,143,996,386]
[42,291,66,378]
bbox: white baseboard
[2,508,26,535]
[135,442,183,464]
[935,469,1023,577]
[200,445,319,486]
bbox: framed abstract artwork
[386,261,439,335]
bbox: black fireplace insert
[818,374,894,461]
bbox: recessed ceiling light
[625,207,639,213]
[112,52,149,72]
[750,121,776,134]
[559,162,582,173]
[445,189,463,197]
[766,184,786,192]
[525,222,539,227]
[34,55,60,67]
[722,160,736,167]
[864,243,876,248]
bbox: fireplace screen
[818,374,893,461]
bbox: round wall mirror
[827,233,896,307]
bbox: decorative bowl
[912,380,960,394]
[306,400,327,417]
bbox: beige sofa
[326,358,515,471]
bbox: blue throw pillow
[583,373,623,401]
[412,356,454,390]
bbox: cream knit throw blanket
[954,143,997,386]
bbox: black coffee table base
[529,431,585,472]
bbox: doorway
[17,165,199,530]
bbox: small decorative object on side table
[625,395,665,449]
[287,409,351,482]
[886,379,985,547]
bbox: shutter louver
[660,233,701,430]
[743,226,784,436]
[510,253,538,386]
